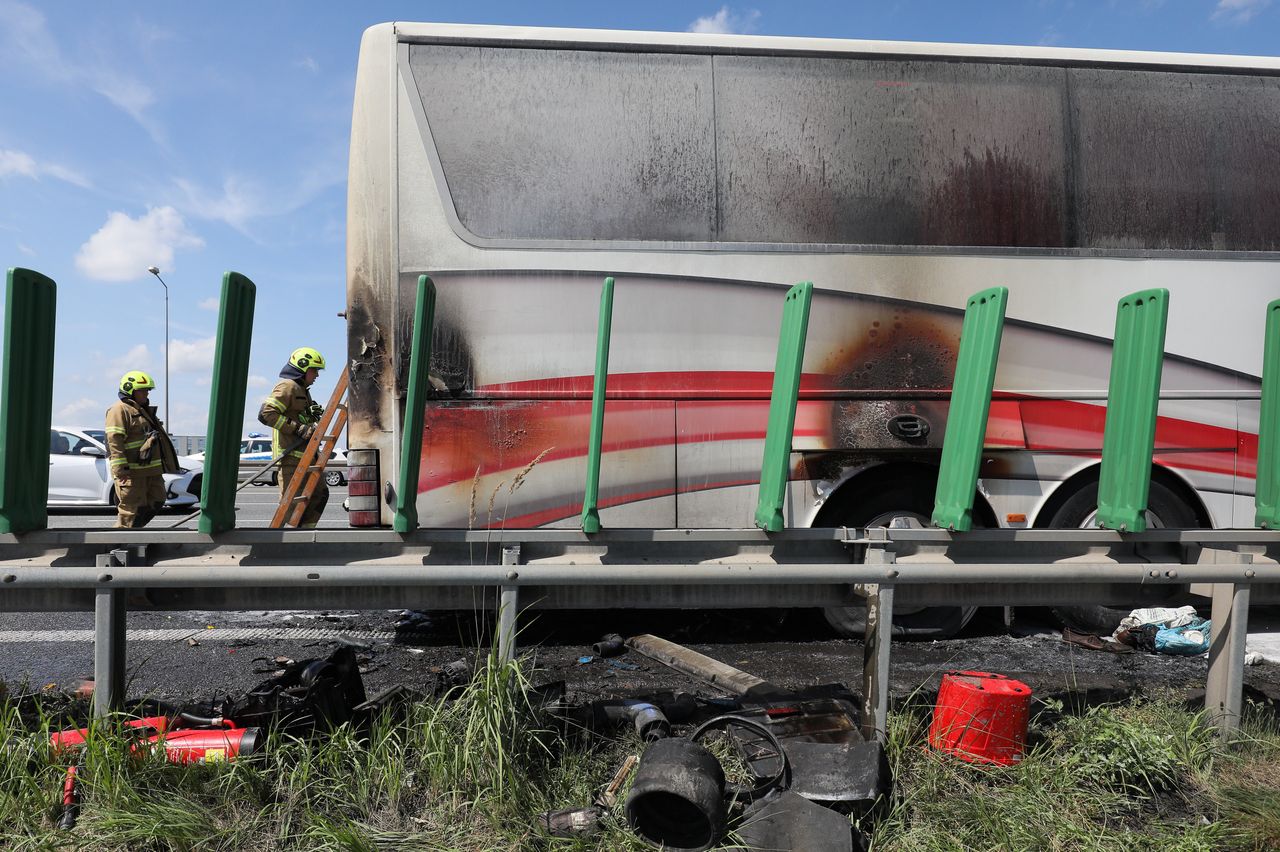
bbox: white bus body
[346,23,1275,557]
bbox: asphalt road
[46,484,350,529]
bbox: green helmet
[289,347,326,371]
[119,371,156,395]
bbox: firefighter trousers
[279,459,328,528]
[114,475,166,528]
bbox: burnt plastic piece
[625,738,726,852]
[592,633,625,657]
[538,806,604,838]
[783,740,891,815]
[732,791,865,852]
[596,700,671,742]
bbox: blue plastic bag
[1154,618,1212,655]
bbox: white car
[191,434,346,487]
[48,427,203,508]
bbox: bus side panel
[417,399,675,528]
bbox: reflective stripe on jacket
[258,378,318,459]
[104,398,179,478]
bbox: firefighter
[104,371,180,528]
[259,347,327,528]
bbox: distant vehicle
[190,434,346,487]
[48,427,202,508]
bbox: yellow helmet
[119,371,156,394]
[289,347,326,371]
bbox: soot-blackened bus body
[346,23,1277,634]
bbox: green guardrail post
[1096,288,1169,532]
[1256,299,1280,528]
[932,286,1008,532]
[198,272,257,534]
[754,282,814,532]
[393,275,436,533]
[581,277,614,533]
[0,268,57,534]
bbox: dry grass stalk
[467,464,481,530]
[486,480,505,527]
[509,447,554,495]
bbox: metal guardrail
[1,526,1276,739]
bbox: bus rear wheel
[1048,478,1199,635]
[821,477,978,640]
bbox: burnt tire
[821,475,978,640]
[1048,478,1199,635]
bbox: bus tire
[1048,477,1200,635]
[820,473,978,640]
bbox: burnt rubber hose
[690,714,789,803]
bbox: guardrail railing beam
[393,275,436,533]
[198,272,257,534]
[581,277,614,533]
[754,282,814,532]
[932,287,1008,532]
[1097,289,1169,532]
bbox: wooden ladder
[270,368,349,529]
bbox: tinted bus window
[1071,69,1280,252]
[409,45,716,242]
[712,57,1069,247]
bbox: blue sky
[1,0,1277,436]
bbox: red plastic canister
[928,671,1032,765]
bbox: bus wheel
[821,478,978,640]
[1048,478,1199,635]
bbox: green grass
[873,696,1280,852]
[3,663,1278,851]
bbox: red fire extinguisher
[50,717,263,829]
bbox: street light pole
[146,266,170,430]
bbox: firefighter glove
[297,423,316,441]
[305,402,324,421]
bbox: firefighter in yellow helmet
[104,371,180,528]
[258,347,327,528]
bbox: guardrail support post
[755,282,814,532]
[1096,289,1169,532]
[1257,299,1280,528]
[581,277,614,534]
[394,276,436,533]
[199,272,257,534]
[1206,566,1252,734]
[860,529,895,743]
[498,545,520,664]
[932,287,1008,531]
[0,267,57,534]
[93,550,128,717]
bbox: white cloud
[247,375,270,389]
[1213,0,1271,22]
[172,159,344,236]
[75,206,203,282]
[0,148,90,188]
[170,336,216,374]
[0,1,161,139]
[107,344,152,382]
[16,242,35,256]
[297,56,320,73]
[174,176,260,231]
[56,397,100,424]
[688,6,761,34]
[198,297,221,311]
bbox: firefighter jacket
[104,396,180,480]
[258,377,320,460]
